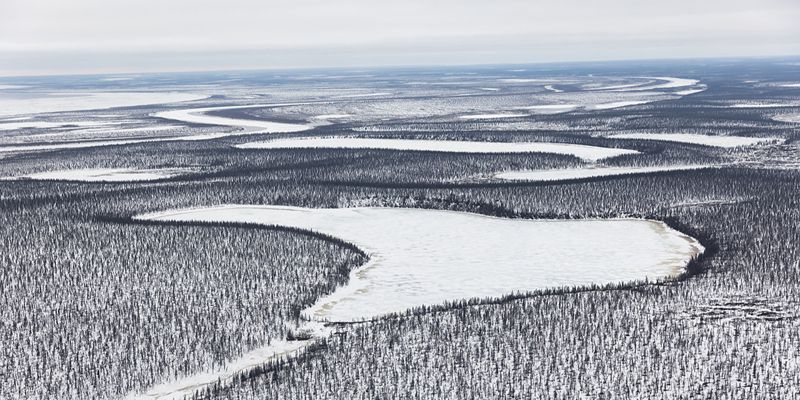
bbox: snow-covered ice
[0,92,207,117]
[236,137,639,161]
[0,120,118,131]
[590,100,652,110]
[522,104,578,114]
[13,168,193,182]
[154,104,312,133]
[459,113,528,120]
[609,133,781,148]
[495,164,716,182]
[140,205,704,322]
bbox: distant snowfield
[495,164,716,182]
[141,205,704,323]
[0,92,207,117]
[236,137,639,161]
[585,76,699,92]
[12,168,193,182]
[609,133,781,148]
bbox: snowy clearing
[609,133,781,148]
[141,205,704,323]
[11,168,194,182]
[236,137,639,161]
[0,92,207,117]
[495,164,716,182]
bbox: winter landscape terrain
[1,58,799,399]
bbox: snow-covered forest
[0,58,799,399]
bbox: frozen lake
[140,205,704,322]
[495,164,714,182]
[608,133,781,148]
[11,168,193,182]
[237,137,639,161]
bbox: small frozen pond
[609,133,781,148]
[237,137,639,162]
[495,164,714,182]
[140,205,704,322]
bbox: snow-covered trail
[130,205,704,399]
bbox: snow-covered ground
[772,114,800,123]
[11,168,193,182]
[141,205,703,323]
[495,164,716,182]
[0,92,207,117]
[609,133,781,148]
[236,137,639,161]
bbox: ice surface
[236,137,639,161]
[590,100,652,110]
[154,104,312,133]
[13,168,192,182]
[522,104,578,114]
[140,205,704,322]
[0,92,207,117]
[495,165,715,182]
[459,113,528,120]
[609,133,781,148]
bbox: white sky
[1,0,798,76]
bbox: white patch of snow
[0,120,118,131]
[522,104,578,114]
[310,114,352,119]
[495,164,715,182]
[544,85,563,93]
[609,133,781,148]
[459,113,528,120]
[590,100,651,110]
[154,104,312,133]
[772,114,800,123]
[236,137,639,161]
[729,103,798,108]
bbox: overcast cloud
[1,0,798,76]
